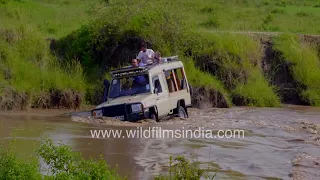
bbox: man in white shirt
[136,43,155,65]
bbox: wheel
[177,105,188,119]
[149,110,159,122]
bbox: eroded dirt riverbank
[0,105,319,180]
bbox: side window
[152,75,162,93]
[164,70,177,93]
[164,67,187,93]
[175,68,187,90]
[109,79,120,97]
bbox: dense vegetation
[0,138,218,179]
[0,0,320,110]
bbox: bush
[0,141,42,180]
[0,138,123,180]
[37,138,122,180]
[154,156,218,180]
[0,138,218,180]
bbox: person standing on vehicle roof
[136,42,155,65]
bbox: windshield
[108,74,150,98]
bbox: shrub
[0,138,218,180]
[0,141,42,180]
[154,156,218,180]
[0,138,123,180]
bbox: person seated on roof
[129,59,147,92]
[137,58,146,67]
[136,42,155,65]
[130,58,145,67]
[154,51,162,64]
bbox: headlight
[131,103,142,113]
[92,109,103,117]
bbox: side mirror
[103,79,110,87]
[154,88,159,94]
[103,79,110,102]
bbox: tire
[150,110,159,122]
[177,105,188,119]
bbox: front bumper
[91,103,148,121]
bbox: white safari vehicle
[91,56,192,122]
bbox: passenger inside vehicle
[153,78,162,93]
[108,75,150,98]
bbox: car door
[152,74,171,116]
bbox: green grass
[1,27,86,92]
[182,0,320,34]
[0,0,104,38]
[0,0,94,109]
[0,26,87,109]
[233,68,281,107]
[273,34,320,106]
[2,0,319,36]
[0,28,85,92]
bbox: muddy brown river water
[0,105,319,180]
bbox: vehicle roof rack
[110,66,148,78]
[163,55,178,62]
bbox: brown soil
[0,87,28,111]
[191,86,229,108]
[0,88,83,111]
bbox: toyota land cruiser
[91,56,192,122]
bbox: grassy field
[0,0,104,38]
[184,0,320,34]
[0,0,320,108]
[1,0,320,36]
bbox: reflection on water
[0,106,320,180]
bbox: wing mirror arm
[103,79,110,102]
[154,88,159,95]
